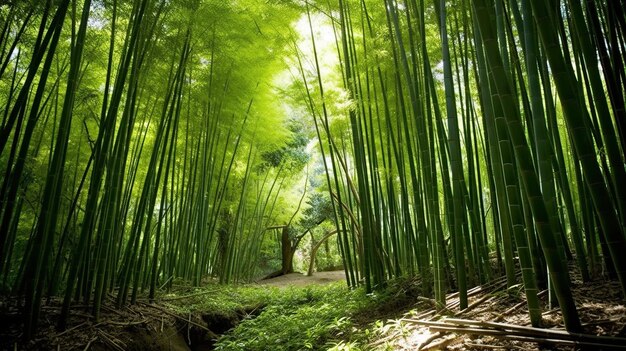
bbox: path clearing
[257,270,347,287]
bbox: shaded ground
[368,265,626,350]
[0,297,192,351]
[258,270,347,287]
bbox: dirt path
[257,270,347,288]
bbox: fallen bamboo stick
[455,292,495,316]
[444,317,626,344]
[159,289,217,302]
[495,300,527,321]
[97,330,126,351]
[425,325,626,350]
[139,302,218,339]
[464,342,514,349]
[404,318,626,349]
[495,290,548,321]
[408,276,511,324]
[419,334,457,351]
[412,309,436,320]
[82,336,97,351]
[416,331,442,350]
[55,321,88,338]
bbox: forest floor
[256,270,346,287]
[1,267,625,350]
[366,267,626,350]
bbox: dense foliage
[213,284,373,351]
[158,280,416,351]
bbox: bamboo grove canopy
[0,0,625,339]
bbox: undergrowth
[214,283,372,350]
[163,284,280,316]
[159,278,420,350]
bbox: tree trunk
[307,230,338,276]
[281,226,294,274]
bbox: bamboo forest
[1,0,626,349]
